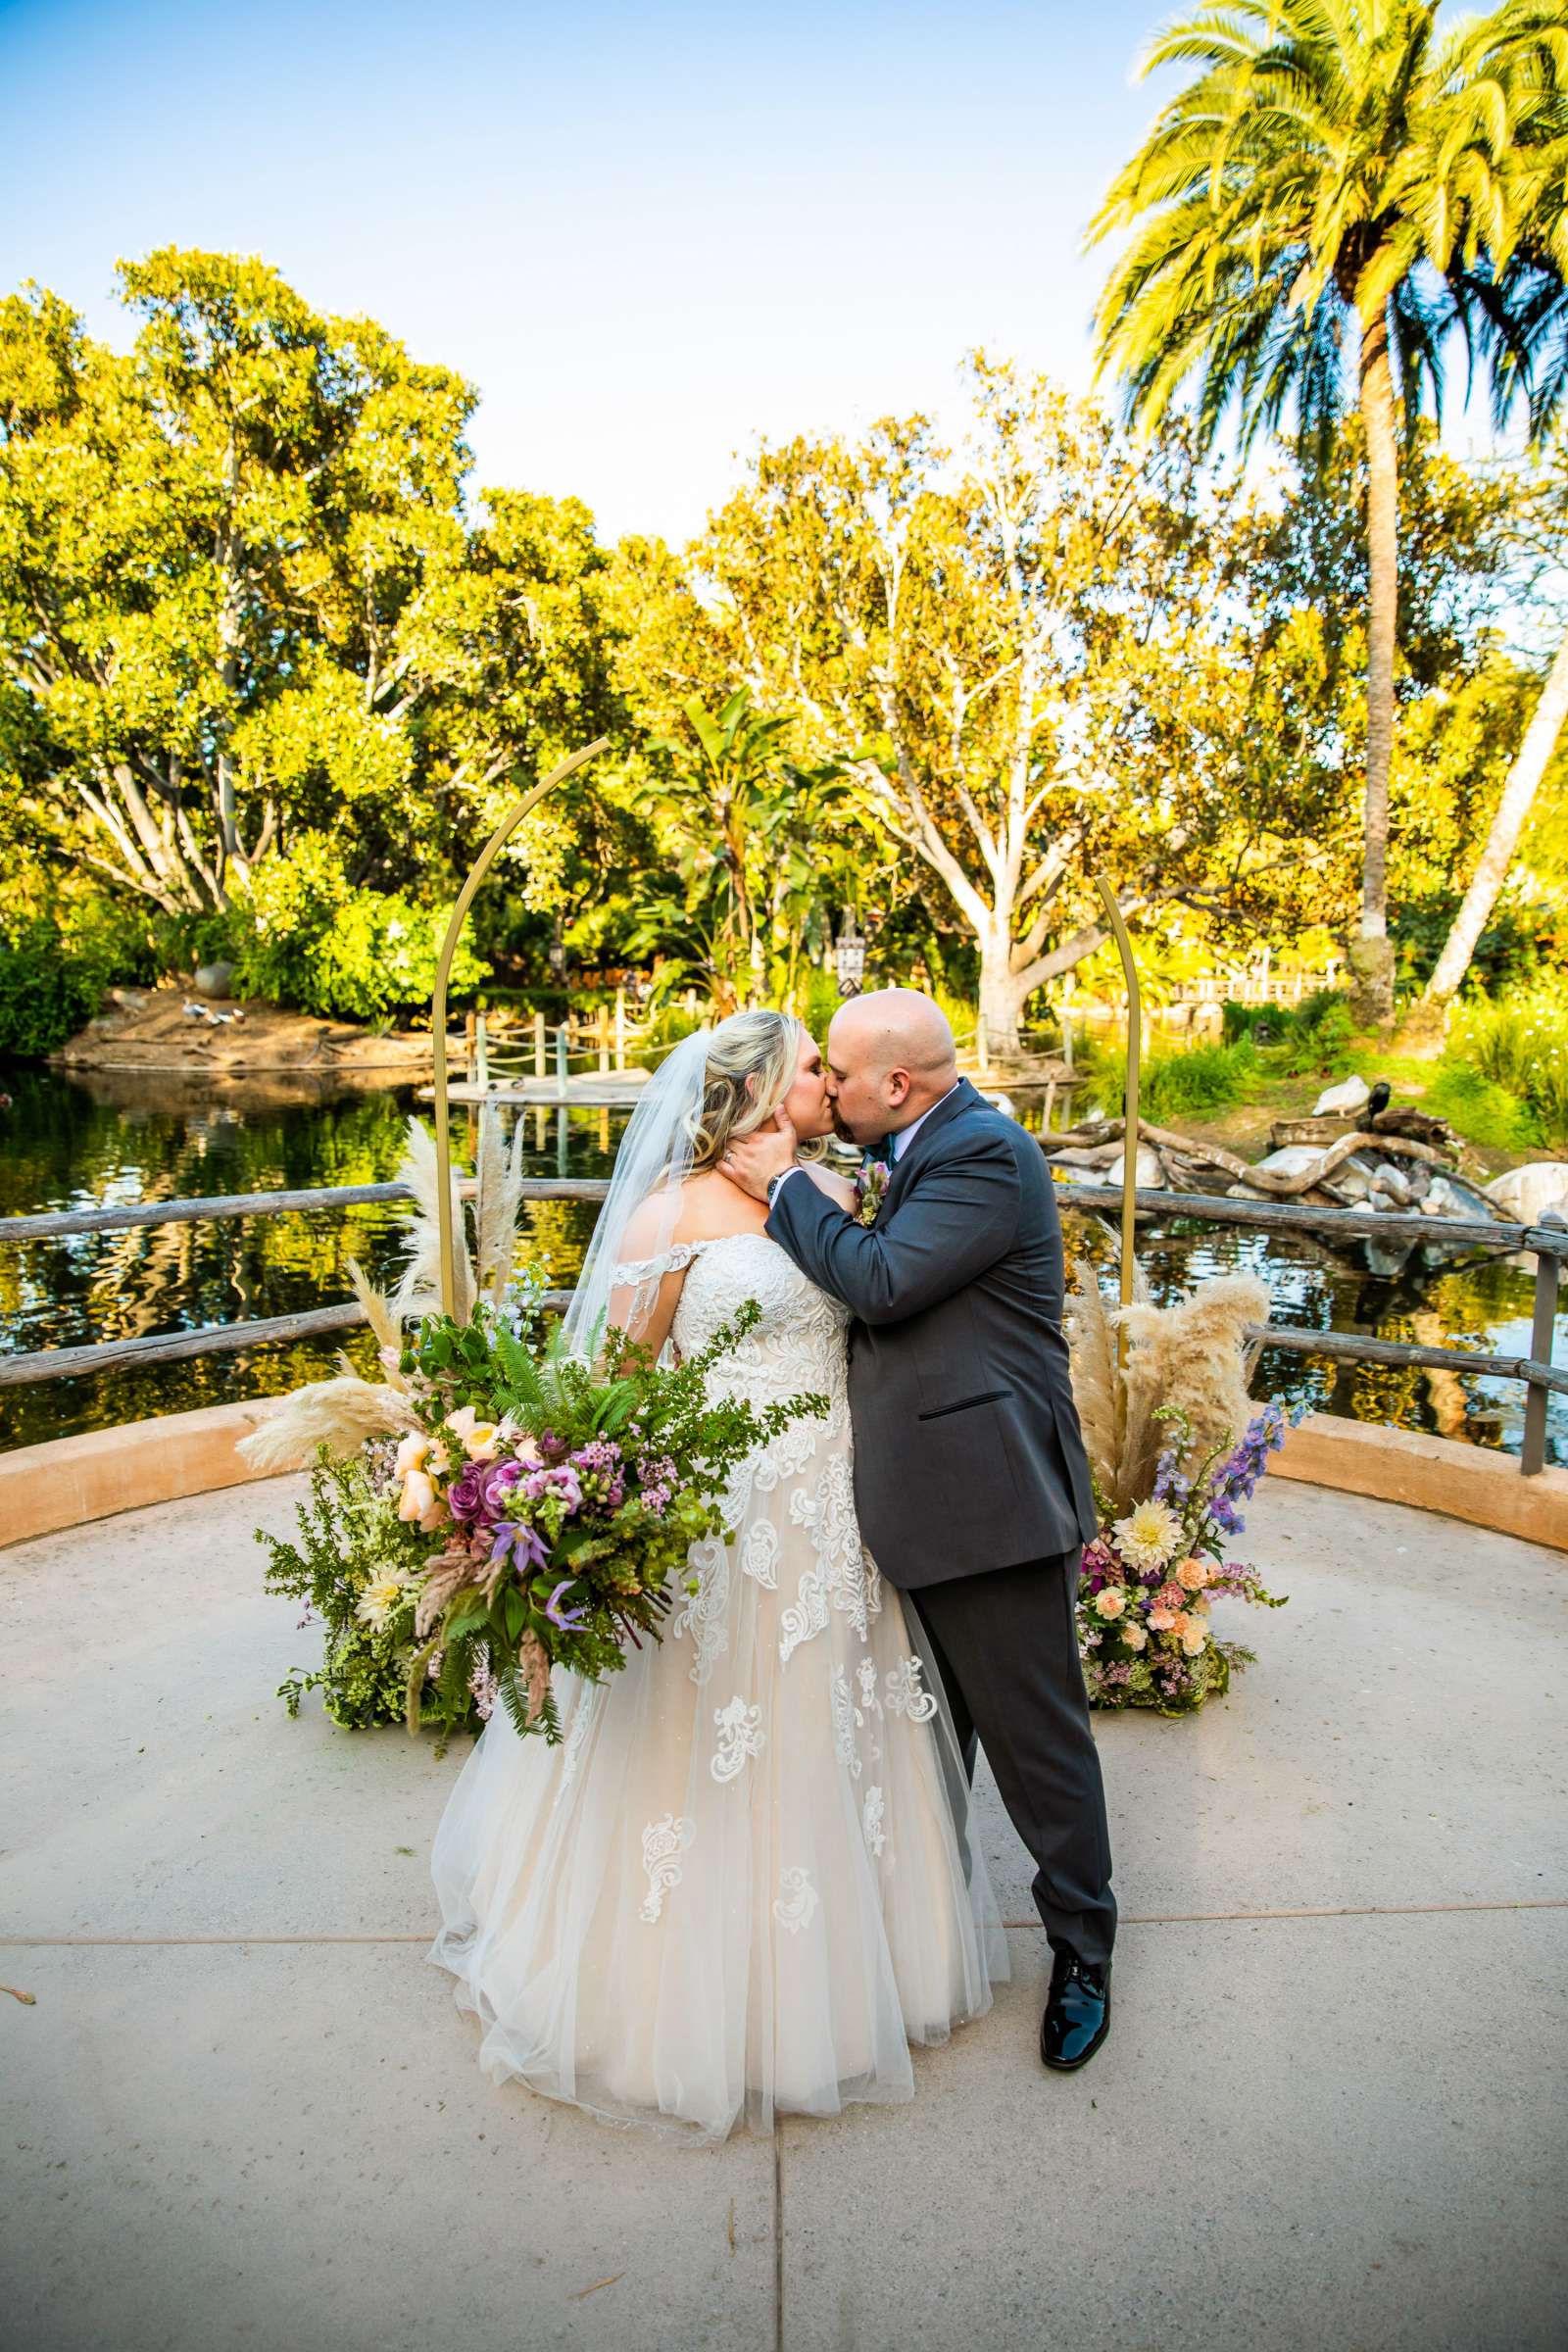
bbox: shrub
[1089,1035,1258,1122]
[227,833,488,1019]
[1448,986,1568,1148]
[0,921,108,1057]
[0,898,156,1058]
[1424,1059,1542,1152]
[1272,993,1353,1074]
[310,893,486,1020]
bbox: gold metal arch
[1093,876,1142,1355]
[429,737,611,1315]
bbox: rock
[1369,1162,1414,1207]
[194,960,236,999]
[1485,1163,1568,1224]
[1106,1146,1165,1189]
[1312,1073,1370,1118]
[1250,1145,1331,1182]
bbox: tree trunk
[1353,305,1399,1028]
[978,929,1032,1058]
[1422,626,1568,1008]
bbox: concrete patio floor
[2,1476,1564,2352]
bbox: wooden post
[533,1010,547,1081]
[428,737,609,1317]
[1522,1210,1564,1476]
[474,1011,489,1094]
[555,1023,569,1102]
[1094,876,1142,1358]
[464,1010,477,1084]
[614,986,627,1067]
[597,1002,612,1072]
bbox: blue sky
[0,0,1499,545]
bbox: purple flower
[537,1428,568,1462]
[447,1462,489,1523]
[544,1580,588,1632]
[481,1459,523,1511]
[571,1438,626,1512]
[490,1520,549,1575]
[636,1452,678,1518]
[519,1462,583,1513]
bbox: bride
[427,1009,1005,2140]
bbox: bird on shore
[1366,1080,1392,1120]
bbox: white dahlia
[1112,1495,1184,1574]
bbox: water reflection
[1,1069,1561,1465]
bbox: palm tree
[1420,8,1568,1014]
[1089,0,1542,1025]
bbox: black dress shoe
[1041,1949,1111,2072]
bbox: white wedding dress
[427,1231,1006,2140]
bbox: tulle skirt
[427,1482,1006,2140]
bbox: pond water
[2,1066,1562,1465]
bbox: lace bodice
[613,1233,851,1409]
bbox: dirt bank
[52,986,436,1083]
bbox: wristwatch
[766,1170,791,1210]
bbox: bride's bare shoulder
[614,1174,765,1263]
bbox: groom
[722,988,1116,2071]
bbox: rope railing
[0,1175,1561,1475]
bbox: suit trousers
[906,1549,1116,1970]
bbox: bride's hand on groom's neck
[721,1107,798,1202]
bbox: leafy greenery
[259,1451,473,1743]
[1448,983,1568,1146]
[1086,1035,1259,1123]
[228,831,488,1017]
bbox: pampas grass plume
[237,1377,416,1471]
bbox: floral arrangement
[1077,1402,1291,1714]
[1066,1260,1293,1717]
[248,1112,824,1748]
[854,1156,892,1227]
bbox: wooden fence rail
[1,1178,1561,1475]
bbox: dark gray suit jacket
[765,1079,1099,1591]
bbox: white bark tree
[1421,626,1568,1007]
[648,363,1238,1054]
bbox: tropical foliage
[1090,0,1568,1023]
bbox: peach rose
[1121,1621,1149,1652]
[445,1405,501,1462]
[1175,1556,1210,1592]
[1148,1607,1177,1633]
[1180,1623,1207,1656]
[397,1468,447,1534]
[1094,1589,1126,1620]
[394,1431,429,1476]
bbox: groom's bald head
[825,989,959,1146]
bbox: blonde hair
[683,1008,821,1173]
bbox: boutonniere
[855,1157,892,1227]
